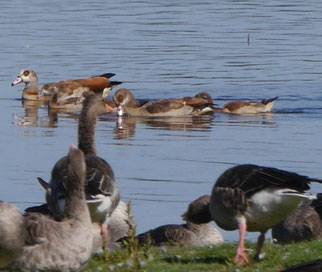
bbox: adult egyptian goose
[136,195,223,247]
[11,69,121,101]
[183,164,322,265]
[0,202,24,268]
[9,145,93,272]
[272,198,322,243]
[217,97,278,115]
[38,94,120,244]
[113,89,215,117]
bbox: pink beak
[12,77,23,86]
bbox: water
[1,1,322,242]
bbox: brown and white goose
[217,97,278,115]
[38,94,120,244]
[9,145,93,271]
[113,89,215,117]
[136,195,223,247]
[0,202,25,268]
[11,69,121,101]
[183,164,322,265]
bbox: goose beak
[12,76,23,86]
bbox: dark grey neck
[78,107,97,156]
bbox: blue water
[1,1,322,242]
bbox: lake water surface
[1,1,322,242]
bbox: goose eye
[23,70,30,76]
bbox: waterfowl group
[3,69,321,270]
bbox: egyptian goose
[9,145,93,271]
[272,197,322,243]
[136,195,223,247]
[11,69,121,101]
[113,89,215,117]
[38,94,120,244]
[217,97,278,115]
[183,164,322,265]
[0,202,24,268]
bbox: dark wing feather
[50,155,115,197]
[84,155,115,196]
[215,164,315,197]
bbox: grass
[87,202,322,271]
[87,238,322,272]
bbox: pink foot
[101,225,111,249]
[233,247,250,265]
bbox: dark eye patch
[23,70,30,76]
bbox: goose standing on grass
[216,96,278,115]
[183,164,322,265]
[38,94,120,244]
[0,202,24,268]
[9,145,93,272]
[113,89,215,117]
[11,69,121,101]
[136,195,223,247]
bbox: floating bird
[216,97,278,115]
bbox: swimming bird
[113,89,215,117]
[11,69,121,101]
[10,145,93,272]
[183,164,322,265]
[0,202,24,268]
[137,195,223,247]
[272,197,322,243]
[217,97,278,115]
[38,94,120,245]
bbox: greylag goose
[0,202,24,268]
[38,94,120,244]
[113,89,215,117]
[272,197,322,243]
[10,145,93,272]
[183,164,322,265]
[11,69,121,101]
[136,195,223,247]
[217,96,278,114]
